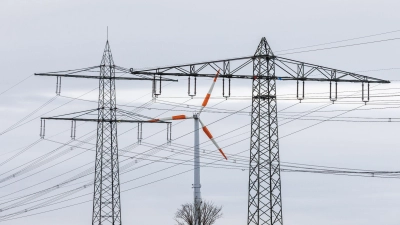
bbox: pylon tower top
[255,37,274,56]
[101,41,115,67]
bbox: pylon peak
[254,37,274,56]
[101,40,115,66]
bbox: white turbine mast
[149,70,227,225]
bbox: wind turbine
[149,70,227,225]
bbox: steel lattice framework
[248,38,282,225]
[129,37,389,225]
[33,37,390,225]
[91,41,121,225]
[35,41,175,225]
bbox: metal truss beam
[128,37,390,225]
[41,117,170,123]
[35,73,178,82]
[36,36,390,225]
[130,55,389,84]
[248,38,283,225]
[91,40,122,225]
[35,41,175,225]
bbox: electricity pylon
[148,70,227,225]
[35,40,176,225]
[130,37,390,225]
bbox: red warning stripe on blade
[219,149,227,160]
[202,126,213,139]
[213,70,220,82]
[202,94,211,107]
[172,115,187,120]
[149,115,190,122]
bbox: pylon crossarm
[273,56,389,83]
[130,55,389,84]
[130,56,255,79]
[35,65,178,82]
[35,73,179,81]
[41,117,171,123]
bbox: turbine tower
[149,70,226,225]
[193,114,201,225]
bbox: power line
[0,75,33,97]
[0,96,58,135]
[279,36,400,56]
[3,33,400,220]
[275,28,400,53]
[0,98,392,216]
[1,102,398,221]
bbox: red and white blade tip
[199,118,227,160]
[149,114,192,122]
[200,70,220,114]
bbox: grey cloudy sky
[1,0,400,224]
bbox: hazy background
[0,0,400,224]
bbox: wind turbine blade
[199,70,220,114]
[149,114,193,122]
[198,118,227,160]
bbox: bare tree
[175,200,223,225]
[199,201,223,225]
[175,203,194,225]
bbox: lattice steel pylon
[35,40,177,225]
[128,36,389,225]
[248,38,282,225]
[91,41,121,225]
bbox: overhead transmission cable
[1,96,398,221]
[0,81,382,205]
[0,75,33,97]
[278,36,400,56]
[275,28,400,53]
[0,31,400,220]
[0,96,384,213]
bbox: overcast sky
[1,0,400,225]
